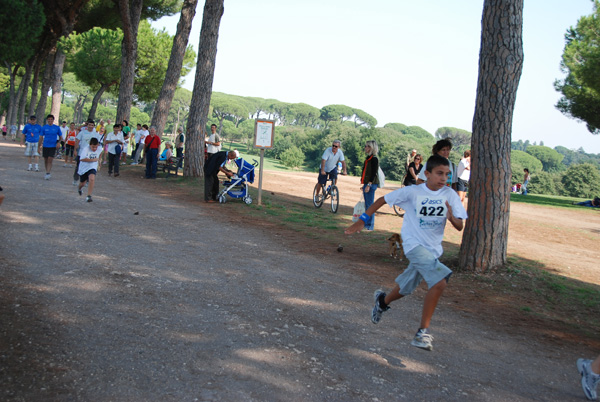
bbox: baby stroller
[217,158,257,205]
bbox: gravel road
[0,141,591,401]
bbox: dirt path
[0,141,595,401]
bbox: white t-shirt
[78,145,102,175]
[139,129,149,145]
[457,158,470,181]
[75,129,100,154]
[321,147,345,172]
[384,184,467,258]
[207,133,221,154]
[106,132,124,155]
[418,159,457,186]
[60,125,68,138]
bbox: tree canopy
[555,0,600,134]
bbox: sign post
[253,119,275,205]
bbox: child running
[77,137,102,202]
[345,154,467,351]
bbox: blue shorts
[457,178,469,192]
[318,167,338,185]
[395,245,452,295]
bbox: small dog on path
[388,233,403,260]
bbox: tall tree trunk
[5,63,18,134]
[50,49,67,121]
[88,83,110,121]
[151,0,198,136]
[459,0,524,272]
[16,62,33,131]
[77,94,88,123]
[36,49,56,121]
[28,53,45,117]
[184,0,225,177]
[73,95,82,123]
[116,0,144,123]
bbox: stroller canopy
[235,158,255,184]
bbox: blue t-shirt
[22,123,42,143]
[41,124,63,147]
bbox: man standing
[59,121,68,156]
[204,150,239,202]
[206,124,221,158]
[39,114,64,180]
[20,115,42,172]
[144,126,161,179]
[10,123,18,140]
[175,126,185,159]
[131,124,143,165]
[106,123,124,177]
[315,140,347,196]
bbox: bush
[561,163,600,198]
[528,171,561,195]
[279,145,305,169]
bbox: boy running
[64,122,77,167]
[77,137,102,202]
[20,115,42,172]
[345,154,467,351]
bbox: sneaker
[114,173,119,177]
[86,195,92,202]
[411,329,434,351]
[577,358,600,400]
[371,289,389,324]
[27,165,32,171]
[78,188,82,196]
[73,180,78,186]
[44,173,51,180]
[34,165,39,172]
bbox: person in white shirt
[133,124,149,164]
[73,120,99,185]
[315,140,347,197]
[456,150,471,204]
[77,137,102,202]
[206,124,221,157]
[105,123,124,177]
[346,154,467,352]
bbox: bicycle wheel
[313,183,324,208]
[393,205,404,217]
[330,185,339,213]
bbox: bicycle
[313,178,339,213]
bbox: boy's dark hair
[425,154,450,173]
[62,120,66,124]
[123,119,129,125]
[432,139,453,155]
[87,119,95,124]
[46,114,55,120]
[113,123,122,129]
[211,124,217,128]
[142,124,149,129]
[29,115,36,119]
[137,123,142,127]
[89,137,99,145]
[524,168,529,173]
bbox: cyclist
[315,140,347,197]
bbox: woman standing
[403,153,423,186]
[522,168,530,195]
[360,140,380,231]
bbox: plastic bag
[377,166,385,188]
[352,200,365,222]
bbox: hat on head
[412,149,417,153]
[233,150,240,158]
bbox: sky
[153,0,600,154]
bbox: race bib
[416,196,447,230]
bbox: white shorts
[24,142,39,157]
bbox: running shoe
[78,188,82,196]
[577,358,600,400]
[371,289,389,324]
[86,195,92,202]
[27,165,32,171]
[411,329,434,351]
[44,173,51,180]
[34,166,40,172]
